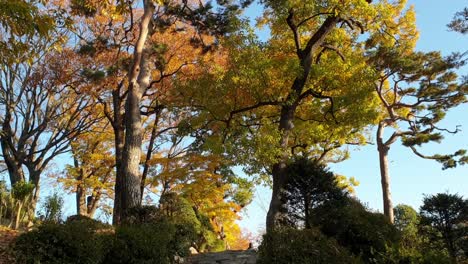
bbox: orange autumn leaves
[51,0,250,248]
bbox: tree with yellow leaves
[60,119,115,218]
[178,0,422,232]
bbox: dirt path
[0,227,18,264]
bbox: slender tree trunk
[14,201,23,229]
[304,192,310,229]
[377,123,394,223]
[120,0,154,219]
[445,230,458,264]
[140,113,159,200]
[29,172,41,220]
[72,154,88,216]
[112,90,125,224]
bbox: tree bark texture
[112,90,125,224]
[377,123,394,223]
[120,0,154,220]
[265,15,339,232]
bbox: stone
[187,250,257,264]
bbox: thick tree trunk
[87,192,100,218]
[120,0,154,220]
[377,124,394,223]
[121,88,144,213]
[1,119,25,185]
[265,15,339,232]
[266,106,295,232]
[76,184,88,216]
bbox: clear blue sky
[238,0,468,235]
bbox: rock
[187,250,257,264]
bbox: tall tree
[117,0,252,221]
[0,39,96,219]
[177,0,426,231]
[68,0,252,222]
[369,47,468,223]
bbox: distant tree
[448,8,468,34]
[394,204,419,233]
[60,121,115,218]
[150,151,254,252]
[420,193,467,262]
[0,44,96,221]
[39,193,64,223]
[394,204,423,262]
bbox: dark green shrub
[311,197,400,263]
[419,193,467,262]
[158,194,225,252]
[121,205,163,225]
[106,206,195,263]
[257,228,361,264]
[13,220,111,264]
[65,214,109,229]
[14,206,197,264]
[105,221,176,264]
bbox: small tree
[394,204,419,233]
[39,193,64,223]
[394,204,423,262]
[11,182,35,229]
[282,158,349,229]
[420,193,467,262]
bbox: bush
[65,214,109,229]
[310,197,400,263]
[118,205,195,258]
[14,207,196,264]
[105,221,177,264]
[257,228,361,264]
[106,206,195,263]
[14,220,111,264]
[121,205,163,225]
